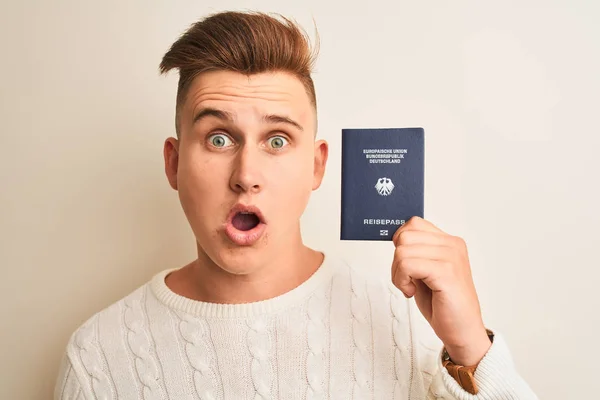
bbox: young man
[55,11,537,399]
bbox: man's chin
[213,249,269,276]
[195,225,278,274]
[201,235,271,275]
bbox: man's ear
[312,139,329,190]
[164,137,179,190]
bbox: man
[55,11,537,399]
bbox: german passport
[340,127,424,241]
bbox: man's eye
[209,134,233,148]
[268,136,289,149]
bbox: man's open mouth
[226,204,266,232]
[232,211,261,231]
[224,204,266,246]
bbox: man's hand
[392,216,492,366]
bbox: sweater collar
[149,253,334,319]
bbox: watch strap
[442,359,478,394]
[441,330,494,395]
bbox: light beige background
[1,0,599,399]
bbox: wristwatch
[441,330,494,395]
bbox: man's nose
[229,145,264,194]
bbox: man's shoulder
[63,275,159,359]
[57,273,169,397]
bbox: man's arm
[391,217,538,398]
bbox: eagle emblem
[375,177,394,196]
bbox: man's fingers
[413,279,433,320]
[394,243,454,261]
[392,257,448,297]
[392,229,450,248]
[392,216,445,244]
[392,257,417,297]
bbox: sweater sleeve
[53,352,89,400]
[426,331,539,400]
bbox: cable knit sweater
[54,256,537,399]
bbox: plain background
[1,0,599,398]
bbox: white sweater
[54,256,537,399]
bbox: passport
[340,127,424,241]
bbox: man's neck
[166,244,324,304]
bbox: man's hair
[159,11,319,136]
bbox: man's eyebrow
[263,114,304,131]
[193,108,234,125]
[193,108,303,132]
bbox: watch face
[442,350,451,362]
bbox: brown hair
[159,11,319,136]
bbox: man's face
[164,70,328,274]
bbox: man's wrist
[441,329,494,395]
[444,329,493,367]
